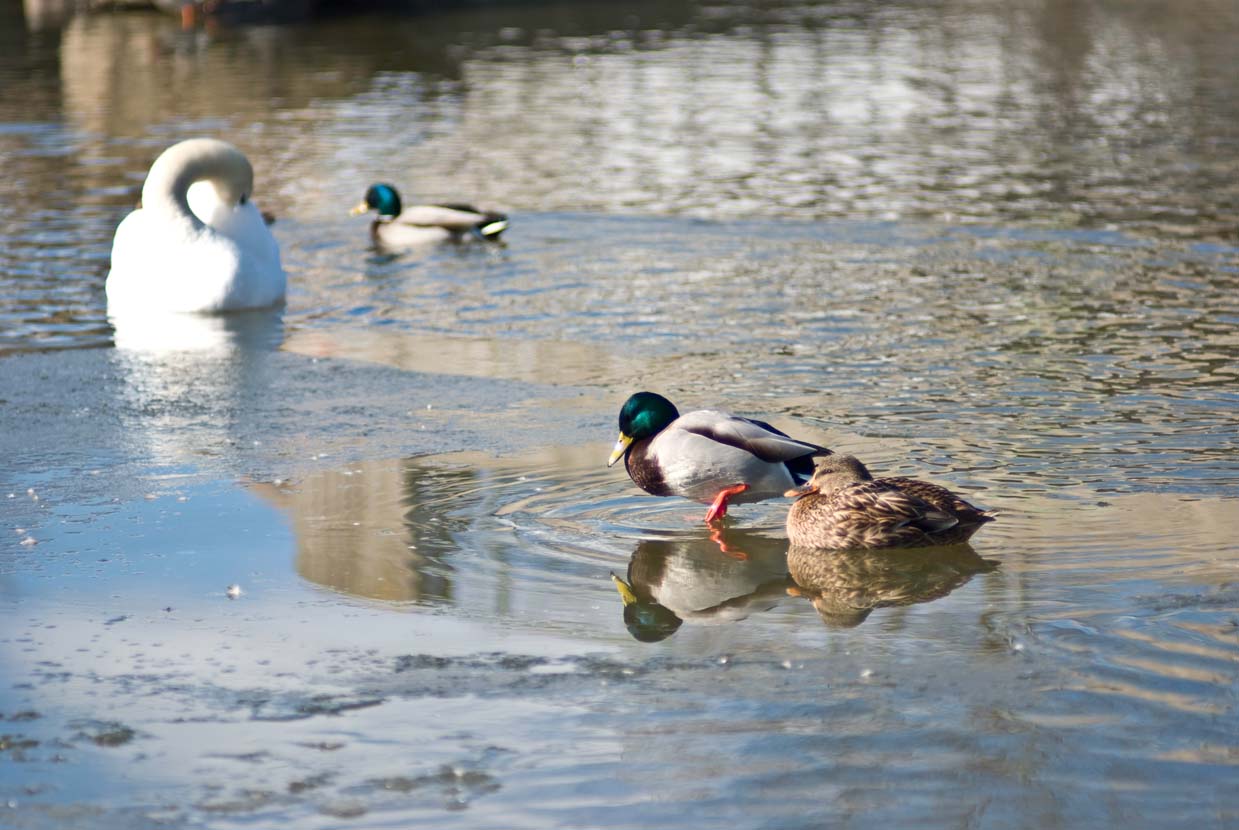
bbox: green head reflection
[611,573,683,643]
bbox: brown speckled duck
[784,455,996,549]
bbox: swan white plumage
[106,138,285,314]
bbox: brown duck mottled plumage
[785,455,996,550]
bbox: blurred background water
[1,1,1237,828]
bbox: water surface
[1,1,1238,827]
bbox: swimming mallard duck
[784,455,996,549]
[350,183,508,247]
[107,138,285,314]
[607,391,831,523]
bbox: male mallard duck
[607,391,831,523]
[350,183,508,247]
[107,138,285,314]
[784,455,996,549]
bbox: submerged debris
[71,720,137,748]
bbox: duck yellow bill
[784,483,818,499]
[349,201,369,216]
[610,573,638,606]
[606,433,633,467]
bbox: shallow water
[2,1,1239,827]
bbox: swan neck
[142,166,206,230]
[139,140,254,230]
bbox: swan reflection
[111,307,284,355]
[787,544,997,629]
[611,528,791,642]
[110,309,284,466]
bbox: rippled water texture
[1,1,1238,827]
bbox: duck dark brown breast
[625,439,674,497]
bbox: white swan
[106,138,286,314]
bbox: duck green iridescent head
[350,183,403,219]
[607,391,680,467]
[611,573,683,642]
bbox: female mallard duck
[107,138,285,314]
[350,183,508,247]
[607,391,831,523]
[784,455,996,549]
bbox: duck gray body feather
[627,409,829,505]
[371,205,508,247]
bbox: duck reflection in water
[610,528,792,642]
[786,544,998,629]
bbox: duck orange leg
[703,483,750,523]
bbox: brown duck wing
[788,482,962,549]
[833,482,959,535]
[882,477,993,524]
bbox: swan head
[351,183,402,219]
[142,138,256,221]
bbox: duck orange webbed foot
[703,483,750,524]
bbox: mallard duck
[784,455,996,549]
[350,183,508,247]
[607,391,831,523]
[786,544,998,628]
[107,138,285,314]
[609,529,792,641]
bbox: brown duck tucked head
[784,454,873,499]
